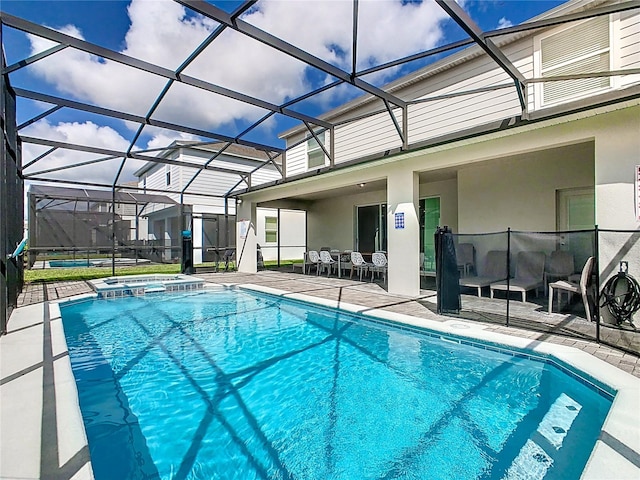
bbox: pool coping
[2,284,638,479]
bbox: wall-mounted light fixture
[236,198,243,205]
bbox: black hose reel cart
[599,262,640,328]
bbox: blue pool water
[50,259,93,268]
[60,288,612,480]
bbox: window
[536,16,611,107]
[307,135,326,169]
[165,166,171,186]
[142,176,146,193]
[265,216,278,243]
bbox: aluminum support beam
[20,136,258,177]
[175,0,407,109]
[2,44,67,74]
[21,147,57,170]
[436,0,527,113]
[351,0,359,78]
[17,105,62,131]
[1,13,331,129]
[303,122,332,166]
[181,142,233,194]
[526,68,640,84]
[14,88,283,153]
[357,38,474,77]
[383,100,405,148]
[483,2,640,39]
[27,155,121,177]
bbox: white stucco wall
[457,142,595,233]
[306,189,387,252]
[236,201,257,273]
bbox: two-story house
[135,142,306,264]
[233,0,640,297]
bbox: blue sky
[1,0,565,183]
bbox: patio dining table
[329,251,352,278]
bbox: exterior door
[557,187,595,269]
[420,197,441,272]
[557,187,595,231]
[357,204,387,253]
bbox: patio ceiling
[2,0,638,201]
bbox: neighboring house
[234,0,640,297]
[135,142,306,264]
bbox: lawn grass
[24,263,181,283]
[24,259,304,283]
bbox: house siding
[408,40,532,145]
[619,10,640,88]
[144,164,167,193]
[282,11,639,176]
[334,109,403,163]
[286,143,309,176]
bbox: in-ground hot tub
[89,274,205,298]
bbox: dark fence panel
[448,228,638,356]
[1,61,24,335]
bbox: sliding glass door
[356,204,387,253]
[419,197,440,272]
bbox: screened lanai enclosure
[2,0,640,337]
[28,185,180,267]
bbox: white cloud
[497,17,513,29]
[20,0,453,183]
[25,0,450,132]
[21,120,131,183]
[144,129,200,151]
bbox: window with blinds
[539,16,611,106]
[307,135,326,169]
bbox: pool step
[145,285,166,293]
[503,393,582,479]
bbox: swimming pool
[47,258,151,268]
[60,287,613,480]
[49,259,94,268]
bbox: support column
[387,169,420,296]
[193,216,203,265]
[164,217,171,262]
[236,200,258,273]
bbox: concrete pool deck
[2,270,639,479]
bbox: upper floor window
[165,165,171,186]
[265,216,278,243]
[536,16,612,108]
[307,135,326,169]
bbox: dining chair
[544,250,575,295]
[319,250,337,276]
[307,250,321,275]
[350,251,371,281]
[548,256,595,320]
[371,252,388,282]
[455,243,475,277]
